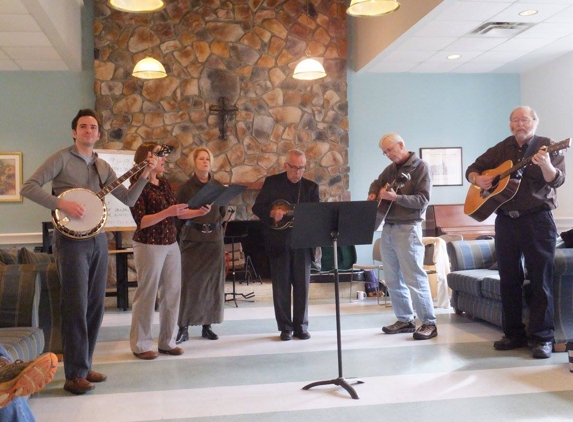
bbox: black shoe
[493,336,528,351]
[176,327,189,344]
[293,331,311,340]
[280,331,292,341]
[202,325,219,340]
[532,341,553,359]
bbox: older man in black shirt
[467,106,566,359]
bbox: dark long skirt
[178,239,225,326]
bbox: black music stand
[292,201,377,400]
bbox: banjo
[52,144,174,240]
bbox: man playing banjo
[21,109,157,395]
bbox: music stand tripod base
[303,377,364,400]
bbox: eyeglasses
[286,163,306,171]
[382,143,399,156]
[510,118,534,124]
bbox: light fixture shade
[108,0,165,13]
[132,57,167,79]
[347,0,400,17]
[293,58,326,81]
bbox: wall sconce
[347,0,400,17]
[108,0,165,13]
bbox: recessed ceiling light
[447,54,461,60]
[519,9,538,16]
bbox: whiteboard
[94,149,136,230]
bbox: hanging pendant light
[132,57,167,79]
[108,0,165,13]
[293,57,326,80]
[347,0,400,17]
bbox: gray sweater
[21,144,148,210]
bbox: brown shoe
[413,324,438,340]
[86,370,107,383]
[0,352,58,407]
[133,351,159,360]
[158,347,184,356]
[63,377,94,395]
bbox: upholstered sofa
[447,239,573,350]
[0,248,63,360]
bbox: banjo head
[53,188,108,239]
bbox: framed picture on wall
[419,147,463,186]
[0,152,23,202]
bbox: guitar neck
[498,138,570,180]
[96,160,148,199]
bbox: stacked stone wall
[94,0,348,218]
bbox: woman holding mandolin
[129,142,210,360]
[175,147,227,344]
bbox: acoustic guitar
[52,144,174,240]
[374,172,411,230]
[464,138,570,222]
[270,199,295,230]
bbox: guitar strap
[515,136,539,179]
[94,157,106,189]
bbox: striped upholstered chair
[0,263,44,362]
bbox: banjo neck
[96,159,149,199]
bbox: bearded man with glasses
[253,149,319,341]
[467,106,566,359]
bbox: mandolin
[464,138,570,222]
[270,199,295,230]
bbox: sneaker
[493,336,528,351]
[0,352,58,407]
[382,320,416,334]
[413,324,438,340]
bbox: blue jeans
[381,223,436,325]
[0,344,36,422]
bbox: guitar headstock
[550,138,571,153]
[154,144,175,158]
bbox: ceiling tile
[426,50,483,62]
[15,59,68,71]
[399,37,457,51]
[0,31,51,47]
[410,62,462,72]
[367,62,419,73]
[0,59,19,70]
[446,37,506,51]
[545,5,573,22]
[434,1,512,22]
[414,20,483,37]
[488,3,569,22]
[490,37,555,51]
[517,22,573,38]
[383,50,438,62]
[451,62,504,73]
[0,0,28,14]
[0,15,42,32]
[4,46,61,61]
[471,49,528,62]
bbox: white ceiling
[2,0,573,74]
[0,0,83,71]
[364,0,573,73]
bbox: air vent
[468,22,535,38]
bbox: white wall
[521,51,573,231]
